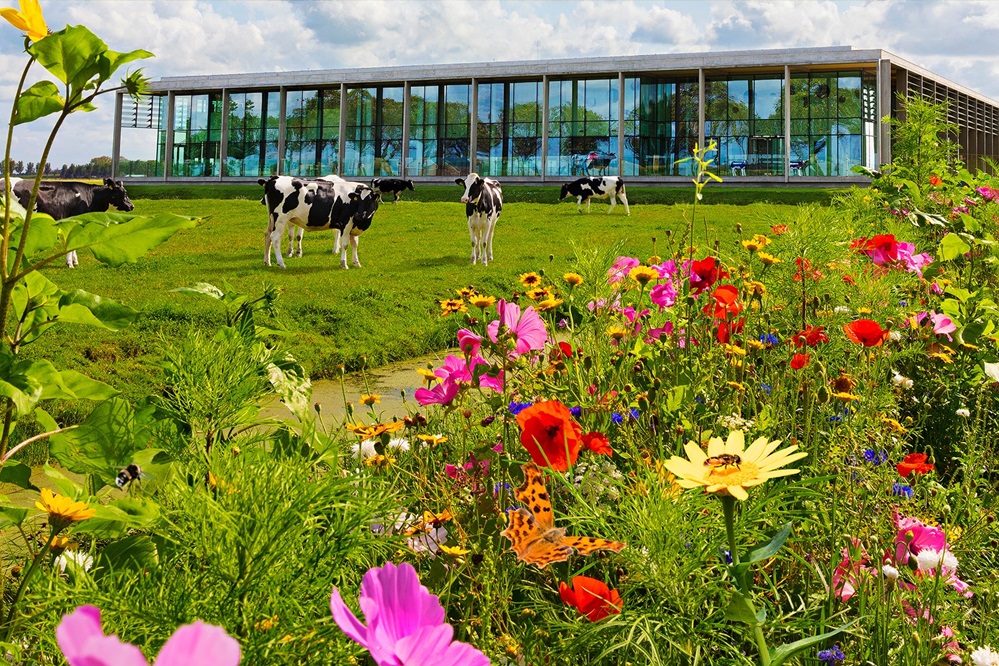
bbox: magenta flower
[915,311,957,340]
[331,561,489,666]
[456,329,482,356]
[606,255,640,284]
[649,281,678,310]
[831,538,873,602]
[414,354,502,406]
[57,605,240,666]
[486,300,547,356]
[893,512,947,565]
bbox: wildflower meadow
[2,2,999,665]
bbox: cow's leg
[576,196,583,213]
[485,213,498,264]
[350,233,361,268]
[586,198,592,214]
[288,226,303,258]
[468,215,478,264]
[607,196,617,214]
[66,250,78,268]
[620,191,631,216]
[393,192,400,204]
[267,218,287,269]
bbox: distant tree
[25,162,34,175]
[89,156,112,177]
[43,162,52,175]
[14,161,23,174]
[60,164,68,177]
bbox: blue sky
[1,0,996,166]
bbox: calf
[559,176,630,215]
[10,178,135,267]
[258,175,379,269]
[371,178,415,204]
[455,173,502,266]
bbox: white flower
[351,438,378,460]
[408,526,448,557]
[956,408,971,418]
[834,306,851,314]
[56,550,94,574]
[892,371,913,390]
[889,330,903,341]
[371,510,416,535]
[881,564,899,580]
[387,437,410,453]
[971,646,999,666]
[915,548,959,574]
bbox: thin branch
[1,425,78,463]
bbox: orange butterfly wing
[502,463,626,568]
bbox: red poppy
[716,318,744,343]
[516,400,584,471]
[703,284,742,320]
[792,257,823,281]
[930,174,943,186]
[790,353,811,370]
[559,576,623,621]
[791,325,829,348]
[689,256,729,295]
[551,341,575,361]
[582,431,612,456]
[771,224,789,236]
[842,273,857,286]
[843,319,889,347]
[897,452,934,478]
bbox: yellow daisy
[0,0,47,42]
[662,431,807,501]
[35,488,94,530]
[438,298,466,316]
[469,294,496,309]
[360,394,381,406]
[526,287,550,301]
[629,265,660,286]
[757,252,781,266]
[563,272,584,286]
[416,367,439,386]
[364,453,396,468]
[416,433,449,446]
[439,544,471,557]
[741,234,770,252]
[606,325,629,341]
[536,296,563,312]
[519,272,542,287]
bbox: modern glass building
[112,46,999,184]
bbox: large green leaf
[14,80,63,125]
[939,233,971,261]
[8,209,58,261]
[770,620,858,666]
[64,212,199,266]
[29,25,106,94]
[74,499,159,538]
[724,590,762,626]
[0,348,45,414]
[0,503,28,529]
[40,369,118,402]
[0,460,37,490]
[95,535,158,575]
[744,522,793,564]
[58,289,137,330]
[49,397,148,481]
[99,48,153,82]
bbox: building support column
[164,92,175,181]
[111,92,123,180]
[617,72,625,177]
[401,81,411,179]
[697,68,706,157]
[877,58,892,167]
[219,89,229,180]
[784,65,791,184]
[470,78,478,175]
[338,83,347,176]
[277,87,287,175]
[541,75,549,182]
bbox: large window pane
[546,77,619,177]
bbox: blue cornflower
[892,483,914,498]
[629,407,640,420]
[720,548,733,565]
[508,401,532,415]
[569,406,582,418]
[760,333,779,346]
[863,448,887,466]
[760,384,772,395]
[694,396,705,404]
[611,412,624,424]
[817,644,845,665]
[899,300,908,307]
[829,414,843,423]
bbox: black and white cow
[559,176,630,216]
[9,178,135,267]
[258,175,379,269]
[282,174,345,258]
[455,173,502,266]
[371,178,415,204]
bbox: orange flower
[843,319,889,347]
[582,431,612,456]
[929,174,943,186]
[791,325,828,347]
[770,224,790,236]
[559,576,623,621]
[516,400,583,472]
[704,284,741,320]
[790,353,811,370]
[897,452,934,478]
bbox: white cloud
[0,0,997,166]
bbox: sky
[1,0,998,167]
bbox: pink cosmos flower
[893,512,947,565]
[649,281,678,310]
[414,354,502,406]
[607,256,640,284]
[57,605,240,666]
[456,329,482,356]
[832,538,873,602]
[331,561,489,666]
[645,322,673,342]
[486,300,548,356]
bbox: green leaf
[64,212,199,266]
[958,321,989,346]
[58,289,137,330]
[744,522,793,564]
[0,504,28,529]
[0,460,37,490]
[41,369,118,402]
[9,210,58,260]
[29,25,107,93]
[49,398,148,481]
[724,590,760,626]
[939,233,971,261]
[43,464,83,498]
[0,348,45,415]
[100,48,153,81]
[95,535,158,575]
[770,619,858,666]
[14,80,64,125]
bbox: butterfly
[501,462,626,568]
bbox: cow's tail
[616,177,625,196]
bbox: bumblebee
[115,464,142,489]
[704,454,742,469]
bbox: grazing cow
[282,174,345,258]
[559,176,630,216]
[258,175,379,269]
[9,178,135,267]
[455,173,502,266]
[370,178,415,204]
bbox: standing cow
[258,175,379,269]
[455,173,502,266]
[9,178,135,267]
[371,178,415,204]
[559,176,630,215]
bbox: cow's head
[349,184,380,221]
[455,173,485,204]
[406,180,415,191]
[559,183,571,201]
[103,178,134,212]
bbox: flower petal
[682,441,708,465]
[152,621,240,666]
[57,605,105,662]
[330,589,370,650]
[724,430,745,455]
[705,436,725,457]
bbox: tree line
[0,156,159,178]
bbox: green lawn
[30,192,818,399]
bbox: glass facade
[140,61,918,182]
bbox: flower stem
[721,495,771,666]
[1,526,57,642]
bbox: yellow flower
[526,287,549,301]
[744,281,766,298]
[563,272,584,287]
[723,344,746,357]
[255,615,279,631]
[1,0,47,43]
[456,286,477,298]
[663,431,807,501]
[856,306,872,315]
[741,234,770,252]
[469,294,496,309]
[606,325,629,341]
[347,420,405,438]
[831,392,860,402]
[648,255,662,264]
[746,339,765,351]
[438,298,466,316]
[536,296,562,312]
[416,367,439,386]
[629,265,659,286]
[757,252,781,266]
[360,394,381,406]
[519,272,542,287]
[929,351,954,364]
[35,488,94,530]
[726,381,746,391]
[439,544,471,557]
[364,453,396,468]
[416,433,448,446]
[881,415,907,433]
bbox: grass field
[29,189,825,400]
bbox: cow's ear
[258,178,267,186]
[475,177,484,186]
[104,178,114,187]
[454,178,464,186]
[349,191,360,201]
